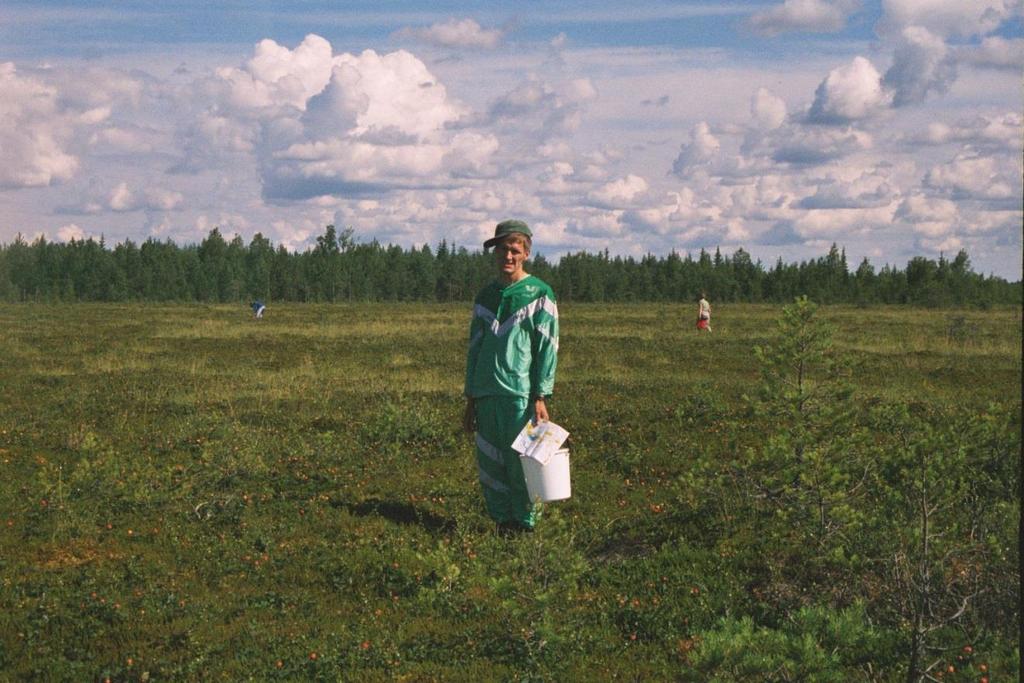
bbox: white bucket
[521,448,571,502]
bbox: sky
[1,1,1021,278]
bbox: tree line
[0,225,1019,306]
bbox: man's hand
[533,397,549,424]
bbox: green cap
[484,219,532,249]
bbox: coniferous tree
[311,225,341,301]
[196,228,228,301]
[0,228,1019,305]
[246,233,274,301]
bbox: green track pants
[473,396,537,528]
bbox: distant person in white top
[696,293,711,332]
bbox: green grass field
[0,303,1019,681]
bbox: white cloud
[747,0,861,36]
[797,175,895,209]
[878,0,1022,38]
[883,26,957,107]
[564,148,615,182]
[96,182,186,213]
[619,205,669,232]
[0,63,80,187]
[327,186,544,248]
[725,175,797,221]
[967,112,1022,146]
[672,122,722,176]
[59,178,189,215]
[144,188,186,211]
[789,205,897,238]
[769,126,874,164]
[462,189,504,213]
[894,193,958,236]
[395,18,505,50]
[449,185,544,221]
[924,152,1018,201]
[913,112,1023,148]
[807,56,889,123]
[927,235,963,252]
[587,175,650,208]
[306,49,466,139]
[444,131,501,176]
[109,182,134,211]
[920,122,953,144]
[172,36,338,171]
[267,219,317,252]
[535,162,577,195]
[724,218,752,243]
[566,210,626,238]
[957,208,1024,235]
[210,34,335,114]
[48,65,144,112]
[958,36,1024,69]
[336,194,446,243]
[272,138,448,184]
[199,113,260,153]
[88,126,155,154]
[668,187,727,224]
[484,75,597,138]
[248,35,336,105]
[751,87,788,130]
[187,214,251,243]
[616,186,729,246]
[56,224,87,242]
[236,41,489,200]
[76,107,112,126]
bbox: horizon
[5,225,1017,283]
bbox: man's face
[494,237,528,280]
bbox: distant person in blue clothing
[251,300,265,320]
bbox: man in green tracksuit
[463,219,559,532]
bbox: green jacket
[464,275,559,400]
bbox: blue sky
[1,1,1021,277]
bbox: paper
[512,419,569,465]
